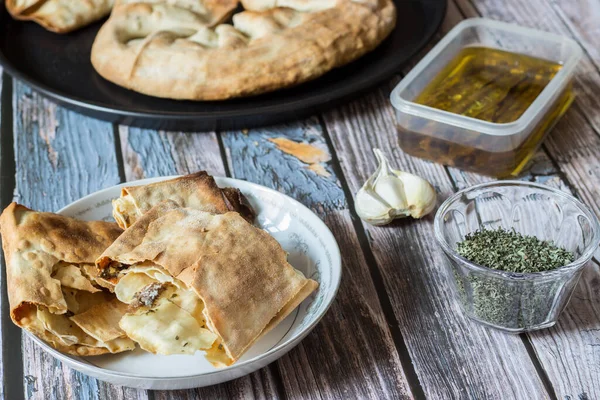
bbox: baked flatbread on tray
[5,0,113,33]
[97,200,318,366]
[112,171,254,229]
[91,0,396,100]
[0,203,135,356]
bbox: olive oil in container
[390,19,582,177]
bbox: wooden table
[1,0,599,399]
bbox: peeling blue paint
[24,375,37,399]
[125,128,179,177]
[222,118,346,213]
[70,370,100,400]
[14,83,121,211]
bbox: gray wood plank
[11,83,147,400]
[321,81,550,398]
[435,0,600,398]
[221,119,414,399]
[119,127,226,180]
[546,0,600,71]
[119,126,284,400]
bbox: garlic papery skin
[354,149,437,225]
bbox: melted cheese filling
[115,264,229,361]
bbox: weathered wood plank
[222,118,344,212]
[321,80,550,398]
[445,0,600,398]
[119,126,284,400]
[13,86,120,211]
[528,260,600,400]
[119,127,225,180]
[548,0,600,69]
[11,83,146,400]
[0,68,10,400]
[221,120,413,399]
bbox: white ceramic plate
[27,176,342,390]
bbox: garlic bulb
[355,149,437,225]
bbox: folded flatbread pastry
[5,0,236,33]
[0,203,135,355]
[91,0,396,100]
[97,200,318,366]
[5,0,113,33]
[112,171,254,229]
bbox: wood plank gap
[317,114,426,400]
[443,166,460,192]
[146,390,156,400]
[269,366,289,400]
[539,145,580,197]
[215,132,232,178]
[0,74,24,400]
[112,123,127,183]
[519,334,559,400]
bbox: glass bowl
[434,181,600,333]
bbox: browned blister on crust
[0,203,134,355]
[91,0,396,100]
[98,200,317,364]
[112,171,255,229]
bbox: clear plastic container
[390,18,582,177]
[434,181,600,333]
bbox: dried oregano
[457,228,574,273]
[453,228,576,329]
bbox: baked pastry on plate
[0,203,135,355]
[112,171,254,229]
[91,0,397,100]
[97,200,318,366]
[1,171,318,367]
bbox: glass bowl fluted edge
[433,180,600,280]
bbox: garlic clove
[372,174,408,211]
[395,171,437,219]
[355,187,393,225]
[354,148,437,225]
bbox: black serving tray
[0,0,446,131]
